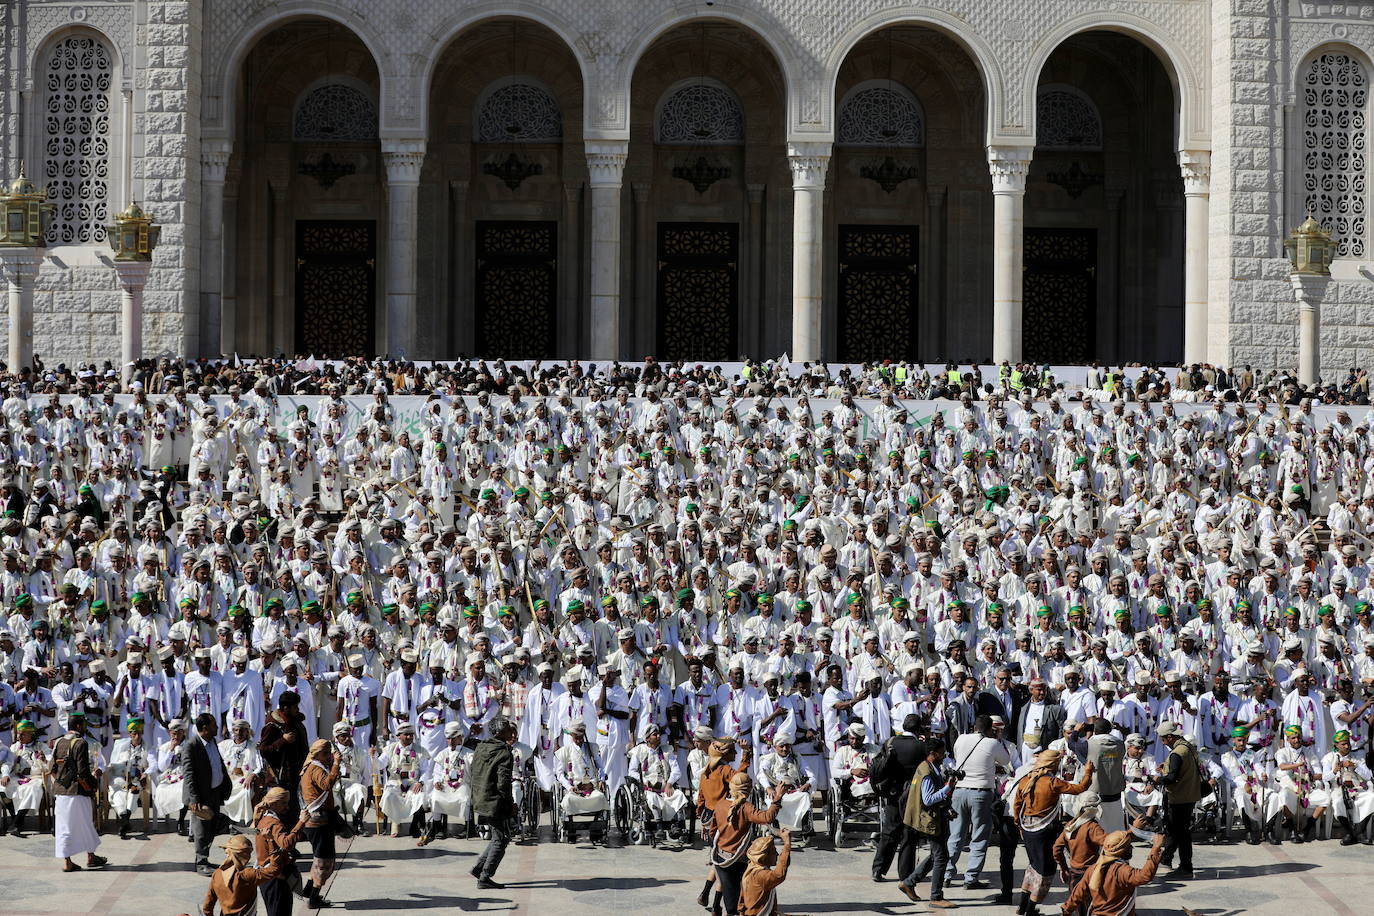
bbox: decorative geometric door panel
[295,221,376,356]
[656,223,738,361]
[838,225,919,362]
[474,221,557,358]
[1022,228,1096,364]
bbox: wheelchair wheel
[551,786,566,843]
[828,794,844,848]
[613,787,634,842]
[520,780,540,840]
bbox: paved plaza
[0,827,1359,915]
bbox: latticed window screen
[475,222,558,358]
[836,86,925,147]
[657,84,744,144]
[293,84,378,141]
[43,34,113,244]
[656,223,738,361]
[1036,87,1103,151]
[1302,52,1367,258]
[476,83,562,143]
[837,225,918,362]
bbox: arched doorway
[628,23,788,360]
[426,19,585,358]
[232,19,383,356]
[1030,32,1182,364]
[828,27,989,363]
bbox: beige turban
[746,835,776,866]
[1088,830,1135,895]
[218,834,253,881]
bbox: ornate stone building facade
[1,0,1371,371]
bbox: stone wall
[0,0,196,370]
[1216,1,1374,376]
[140,0,200,358]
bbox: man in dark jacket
[1015,678,1066,755]
[871,713,929,882]
[469,715,516,889]
[259,691,309,823]
[182,712,231,875]
[976,668,1024,743]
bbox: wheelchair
[514,761,542,843]
[1192,790,1231,843]
[827,776,880,848]
[614,779,658,847]
[551,782,610,845]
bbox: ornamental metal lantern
[1284,213,1337,276]
[106,201,160,261]
[0,166,52,247]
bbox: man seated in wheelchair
[628,724,690,845]
[418,722,471,846]
[757,732,814,844]
[555,722,610,841]
[1122,733,1162,828]
[831,722,877,804]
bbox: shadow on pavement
[805,904,910,914]
[504,877,689,892]
[343,893,513,911]
[1191,861,1316,880]
[345,847,477,861]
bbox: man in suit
[1014,677,1065,761]
[182,712,231,875]
[976,668,1024,745]
[871,713,929,882]
[944,676,980,738]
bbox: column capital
[987,146,1033,194]
[0,249,43,282]
[1291,272,1331,308]
[201,138,233,183]
[585,140,629,188]
[787,141,832,190]
[1178,149,1211,196]
[381,138,427,185]
[111,259,153,290]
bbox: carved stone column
[201,139,232,356]
[988,146,1033,363]
[382,138,426,358]
[1179,150,1211,365]
[586,140,628,360]
[788,142,831,362]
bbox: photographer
[947,714,1012,890]
[896,738,958,909]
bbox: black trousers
[995,821,1017,893]
[1163,802,1194,870]
[261,877,293,916]
[716,859,747,915]
[872,796,918,879]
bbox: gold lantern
[106,201,160,261]
[0,166,51,248]
[1283,213,1337,277]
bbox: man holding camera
[947,714,1012,890]
[897,738,959,908]
[1153,720,1199,879]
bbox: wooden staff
[371,748,384,837]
